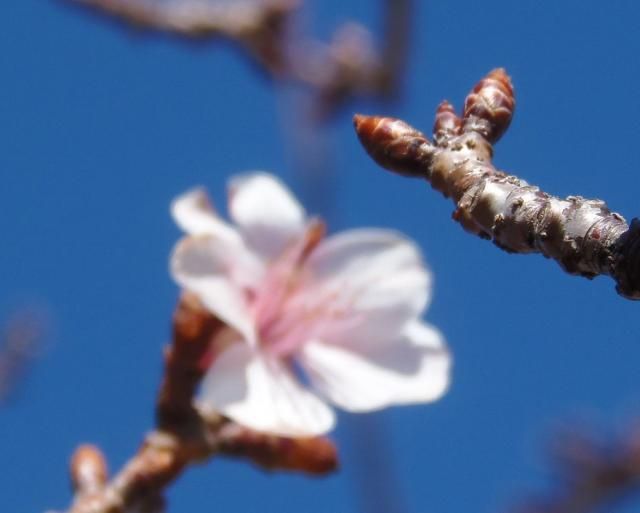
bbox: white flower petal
[228,173,306,260]
[171,187,240,243]
[198,343,335,437]
[170,236,256,345]
[171,188,266,290]
[296,229,431,344]
[300,321,451,412]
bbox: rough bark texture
[354,69,640,299]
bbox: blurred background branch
[60,0,412,118]
[0,308,46,404]
[515,428,640,513]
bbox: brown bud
[433,100,463,145]
[463,68,515,143]
[353,114,434,178]
[218,425,339,475]
[70,444,108,494]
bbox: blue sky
[2,1,640,512]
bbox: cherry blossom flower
[170,172,451,437]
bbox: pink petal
[299,321,451,412]
[228,173,306,261]
[170,236,257,346]
[198,343,336,437]
[290,229,431,346]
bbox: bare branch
[354,69,640,299]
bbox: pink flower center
[251,220,328,357]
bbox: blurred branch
[345,415,409,513]
[514,429,640,513]
[60,0,297,75]
[354,69,640,299]
[59,0,414,118]
[62,293,337,513]
[379,0,411,96]
[0,309,45,404]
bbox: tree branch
[58,0,414,118]
[59,0,297,75]
[60,293,338,513]
[514,429,640,513]
[354,69,640,299]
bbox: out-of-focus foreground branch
[354,69,640,299]
[59,0,412,118]
[514,429,640,513]
[63,293,337,513]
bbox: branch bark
[354,69,640,299]
[61,293,338,513]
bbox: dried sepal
[463,68,515,143]
[353,114,434,178]
[217,424,338,475]
[433,100,462,145]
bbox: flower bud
[433,100,463,145]
[353,114,434,177]
[463,68,515,143]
